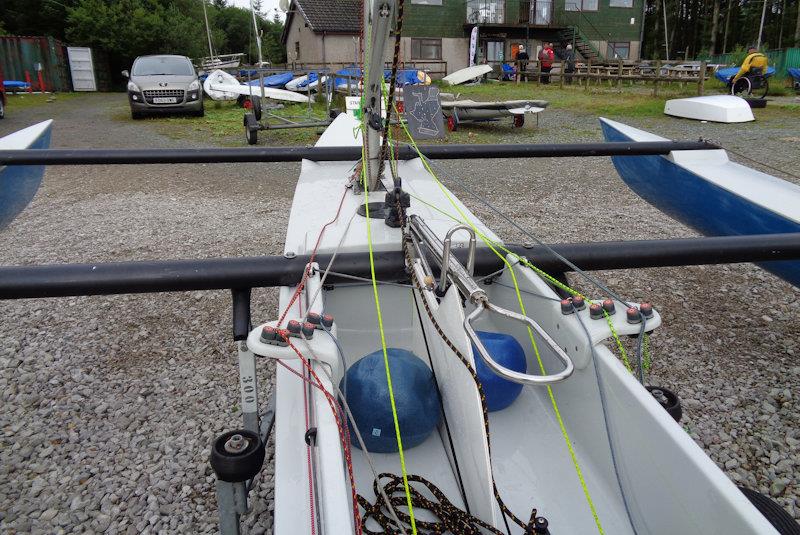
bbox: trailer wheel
[210,430,266,483]
[244,113,259,145]
[251,96,262,121]
[645,385,682,422]
[513,114,524,128]
[738,487,800,534]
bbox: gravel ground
[1,92,798,533]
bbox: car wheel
[194,106,205,117]
[131,110,144,120]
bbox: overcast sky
[229,0,287,21]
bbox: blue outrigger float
[0,120,52,229]
[601,117,800,288]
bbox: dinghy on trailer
[0,120,52,229]
[663,95,754,123]
[442,99,548,129]
[600,117,800,287]
[205,69,313,104]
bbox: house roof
[282,0,361,43]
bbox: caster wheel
[513,114,525,128]
[645,385,682,423]
[210,429,265,483]
[244,113,259,145]
[738,487,800,534]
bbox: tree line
[0,0,286,76]
[642,0,800,60]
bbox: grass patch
[4,92,81,109]
[115,99,332,146]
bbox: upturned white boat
[663,95,755,123]
[442,64,493,86]
[205,69,313,104]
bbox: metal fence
[0,36,72,92]
[706,47,800,79]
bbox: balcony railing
[466,0,506,24]
[519,0,553,25]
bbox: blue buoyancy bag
[341,348,441,453]
[471,331,527,411]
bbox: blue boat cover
[332,68,426,88]
[3,80,31,89]
[245,72,294,87]
[714,66,776,84]
[788,68,800,82]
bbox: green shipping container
[0,35,72,92]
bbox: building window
[294,41,300,57]
[411,0,442,4]
[565,0,597,11]
[607,42,630,59]
[466,0,505,24]
[609,0,633,6]
[411,38,442,60]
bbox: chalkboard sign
[403,86,444,140]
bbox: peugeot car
[123,55,204,119]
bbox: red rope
[276,187,349,328]
[301,356,316,535]
[284,335,363,534]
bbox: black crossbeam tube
[0,233,797,300]
[0,141,719,166]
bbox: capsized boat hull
[664,95,754,123]
[0,120,52,229]
[600,117,800,287]
[262,113,779,534]
[442,64,493,86]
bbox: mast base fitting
[384,187,410,228]
[210,429,266,483]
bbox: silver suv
[123,55,204,119]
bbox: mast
[250,0,265,66]
[363,0,397,191]
[201,0,216,61]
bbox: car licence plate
[153,97,177,104]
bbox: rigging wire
[394,112,606,534]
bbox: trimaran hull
[600,117,800,288]
[268,113,777,534]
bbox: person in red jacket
[538,42,555,84]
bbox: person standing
[538,42,555,84]
[516,45,530,82]
[564,43,576,84]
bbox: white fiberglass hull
[663,95,754,123]
[258,114,778,534]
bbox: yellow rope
[396,109,606,534]
[361,39,418,533]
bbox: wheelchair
[730,67,769,99]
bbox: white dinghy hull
[664,95,755,123]
[205,69,313,103]
[442,64,493,86]
[250,112,779,534]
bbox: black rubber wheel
[731,77,751,97]
[244,113,259,145]
[645,385,682,422]
[758,78,769,99]
[131,111,144,120]
[513,114,525,128]
[194,105,205,118]
[251,96,262,121]
[210,429,265,483]
[738,487,800,534]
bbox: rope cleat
[560,298,575,315]
[572,295,586,311]
[602,298,616,315]
[301,322,315,339]
[640,302,654,319]
[286,320,302,338]
[321,314,334,329]
[589,303,604,320]
[626,307,642,324]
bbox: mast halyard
[363,0,397,192]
